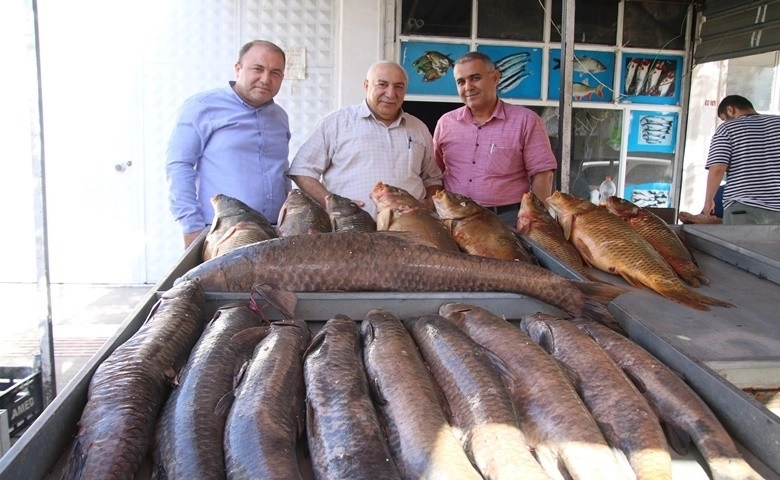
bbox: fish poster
[548,49,615,103]
[619,54,682,105]
[477,45,542,100]
[400,41,470,96]
[628,110,678,154]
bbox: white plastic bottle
[598,176,616,205]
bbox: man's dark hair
[454,51,496,70]
[717,95,754,115]
[237,40,286,64]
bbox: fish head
[325,192,359,214]
[546,191,595,216]
[370,182,421,210]
[432,189,483,219]
[210,193,252,217]
[519,313,558,354]
[605,196,640,218]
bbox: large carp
[202,194,277,261]
[573,318,764,480]
[325,192,377,232]
[370,181,460,251]
[304,315,401,479]
[432,189,536,263]
[439,303,628,480]
[546,191,731,311]
[177,231,626,323]
[61,279,206,480]
[521,312,672,480]
[153,302,268,480]
[276,188,332,236]
[360,310,481,480]
[516,191,591,278]
[606,196,710,287]
[223,318,311,479]
[404,314,551,480]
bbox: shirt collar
[359,100,405,128]
[457,98,505,124]
[227,81,275,110]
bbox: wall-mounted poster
[477,45,542,99]
[628,110,678,154]
[400,41,470,96]
[548,49,615,102]
[619,54,682,105]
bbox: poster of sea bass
[548,49,615,103]
[401,40,469,96]
[619,54,682,105]
[478,45,542,100]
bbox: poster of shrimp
[619,54,682,105]
[547,48,615,103]
[400,41,470,96]
[477,45,542,100]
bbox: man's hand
[184,229,205,249]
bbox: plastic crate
[0,366,43,437]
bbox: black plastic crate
[0,366,43,437]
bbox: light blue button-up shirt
[166,82,291,234]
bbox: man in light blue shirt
[166,40,291,248]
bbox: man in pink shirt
[433,51,557,227]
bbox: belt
[487,202,521,215]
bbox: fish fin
[580,301,625,334]
[617,270,645,289]
[552,57,561,70]
[371,377,389,406]
[251,283,297,320]
[215,389,236,416]
[571,280,627,304]
[231,326,270,349]
[662,420,691,456]
[303,328,327,360]
[60,436,87,480]
[376,209,392,230]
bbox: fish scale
[606,196,710,287]
[546,191,732,311]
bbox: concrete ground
[0,283,150,395]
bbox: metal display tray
[1,235,778,479]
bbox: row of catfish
[57,278,764,480]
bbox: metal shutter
[695,0,780,63]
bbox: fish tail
[581,298,625,334]
[571,280,628,304]
[659,287,733,311]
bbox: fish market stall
[1,229,779,479]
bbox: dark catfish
[304,315,401,480]
[439,303,627,480]
[361,310,481,480]
[202,193,277,260]
[60,279,206,480]
[404,314,551,480]
[223,318,311,479]
[573,318,764,480]
[521,312,672,480]
[276,188,332,236]
[152,302,268,480]
[177,231,626,323]
[325,192,377,232]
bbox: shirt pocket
[407,138,426,174]
[487,144,518,173]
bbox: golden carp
[304,315,401,479]
[439,303,629,480]
[404,314,551,480]
[432,189,536,263]
[521,312,672,480]
[573,318,765,480]
[370,182,460,251]
[361,310,481,480]
[606,196,710,287]
[177,231,627,322]
[202,194,277,261]
[546,191,732,311]
[276,189,332,237]
[325,192,376,232]
[516,191,591,276]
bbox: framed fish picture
[400,40,470,96]
[619,54,682,105]
[627,110,678,154]
[477,45,542,100]
[548,48,615,103]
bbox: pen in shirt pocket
[490,143,495,154]
[408,136,412,149]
